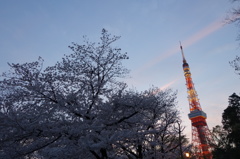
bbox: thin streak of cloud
[148,79,179,95]
[183,19,224,48]
[134,18,227,75]
[135,46,179,75]
[160,80,177,90]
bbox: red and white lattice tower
[180,44,213,159]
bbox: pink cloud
[182,18,224,48]
[150,78,180,95]
[160,78,179,90]
[135,17,227,75]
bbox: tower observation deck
[180,44,212,159]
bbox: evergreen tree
[212,93,240,159]
[222,93,240,148]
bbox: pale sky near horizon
[1,0,240,139]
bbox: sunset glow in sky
[1,0,240,138]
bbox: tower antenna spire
[179,41,186,63]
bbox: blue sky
[1,0,240,138]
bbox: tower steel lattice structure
[180,44,212,159]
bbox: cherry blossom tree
[0,29,187,159]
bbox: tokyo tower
[180,44,212,159]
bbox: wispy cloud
[147,78,179,95]
[134,18,226,75]
[182,18,224,48]
[134,46,179,75]
[160,78,179,90]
